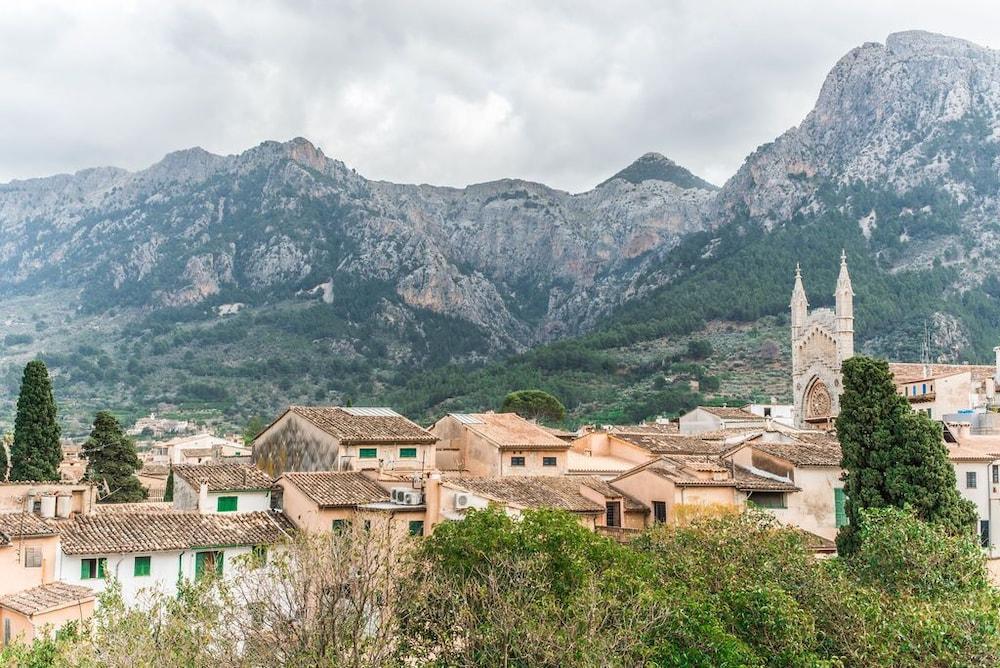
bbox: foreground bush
[2,507,997,667]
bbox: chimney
[198,482,209,513]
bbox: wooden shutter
[834,488,847,528]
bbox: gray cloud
[1,0,999,192]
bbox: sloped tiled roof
[697,406,765,420]
[60,511,294,555]
[0,583,94,616]
[577,477,647,512]
[614,456,798,492]
[607,422,679,435]
[732,466,800,492]
[0,512,58,539]
[94,502,177,514]
[444,476,604,513]
[888,362,993,384]
[139,463,170,476]
[745,432,843,467]
[282,472,389,507]
[173,463,273,492]
[611,432,728,456]
[284,406,436,444]
[453,413,569,450]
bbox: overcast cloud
[1,1,999,192]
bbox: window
[399,447,417,459]
[331,519,350,533]
[363,520,372,533]
[510,456,526,467]
[652,501,667,524]
[834,489,848,528]
[967,471,978,489]
[217,496,238,512]
[922,383,927,394]
[3,619,9,646]
[250,546,268,568]
[408,520,424,536]
[359,447,378,459]
[24,547,42,568]
[134,556,151,577]
[542,456,557,467]
[763,407,772,417]
[605,501,621,528]
[195,551,223,580]
[993,465,999,485]
[748,492,786,509]
[981,520,991,548]
[81,558,107,580]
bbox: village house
[276,471,407,532]
[0,513,62,596]
[0,583,94,648]
[569,428,725,479]
[890,363,995,420]
[0,481,96,517]
[678,406,767,435]
[430,412,571,476]
[171,463,274,514]
[56,510,294,606]
[58,442,86,483]
[253,406,437,477]
[943,422,1000,556]
[136,463,170,502]
[428,475,647,534]
[147,433,251,466]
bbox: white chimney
[198,482,209,513]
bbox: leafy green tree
[82,411,147,503]
[686,338,713,360]
[242,416,267,446]
[499,389,566,422]
[836,356,977,555]
[163,469,174,503]
[10,360,61,481]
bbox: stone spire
[790,262,808,336]
[835,250,854,360]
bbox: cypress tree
[163,469,174,502]
[836,356,977,555]
[10,360,61,481]
[82,411,147,503]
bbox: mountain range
[3,30,1000,432]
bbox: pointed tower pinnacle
[835,250,854,360]
[790,262,808,336]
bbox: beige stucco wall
[571,433,653,466]
[277,478,355,533]
[0,598,94,646]
[611,470,675,526]
[0,535,59,596]
[771,466,843,540]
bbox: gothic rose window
[806,380,832,419]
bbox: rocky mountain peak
[597,152,717,191]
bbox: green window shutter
[97,558,107,579]
[81,560,91,580]
[134,556,151,577]
[359,448,378,459]
[331,519,347,533]
[834,488,847,528]
[195,552,206,579]
[408,520,424,536]
[217,496,238,512]
[215,552,224,577]
[399,447,417,459]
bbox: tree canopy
[10,360,61,481]
[836,356,977,554]
[82,411,147,503]
[499,389,566,423]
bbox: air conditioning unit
[400,491,423,506]
[454,493,471,509]
[390,487,410,503]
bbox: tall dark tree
[10,360,61,481]
[163,469,174,503]
[82,411,147,503]
[500,389,566,423]
[836,356,977,555]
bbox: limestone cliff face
[0,139,715,353]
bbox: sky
[1,1,999,193]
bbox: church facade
[790,253,854,429]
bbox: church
[790,252,854,429]
[790,254,998,430]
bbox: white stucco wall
[57,546,255,607]
[204,490,271,514]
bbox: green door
[834,488,848,528]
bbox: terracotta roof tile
[745,433,843,467]
[451,413,569,450]
[607,423,679,435]
[286,406,436,444]
[173,463,273,492]
[282,472,389,507]
[444,476,604,513]
[611,433,728,455]
[698,406,764,420]
[59,511,294,555]
[0,513,58,539]
[888,362,994,384]
[0,583,94,616]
